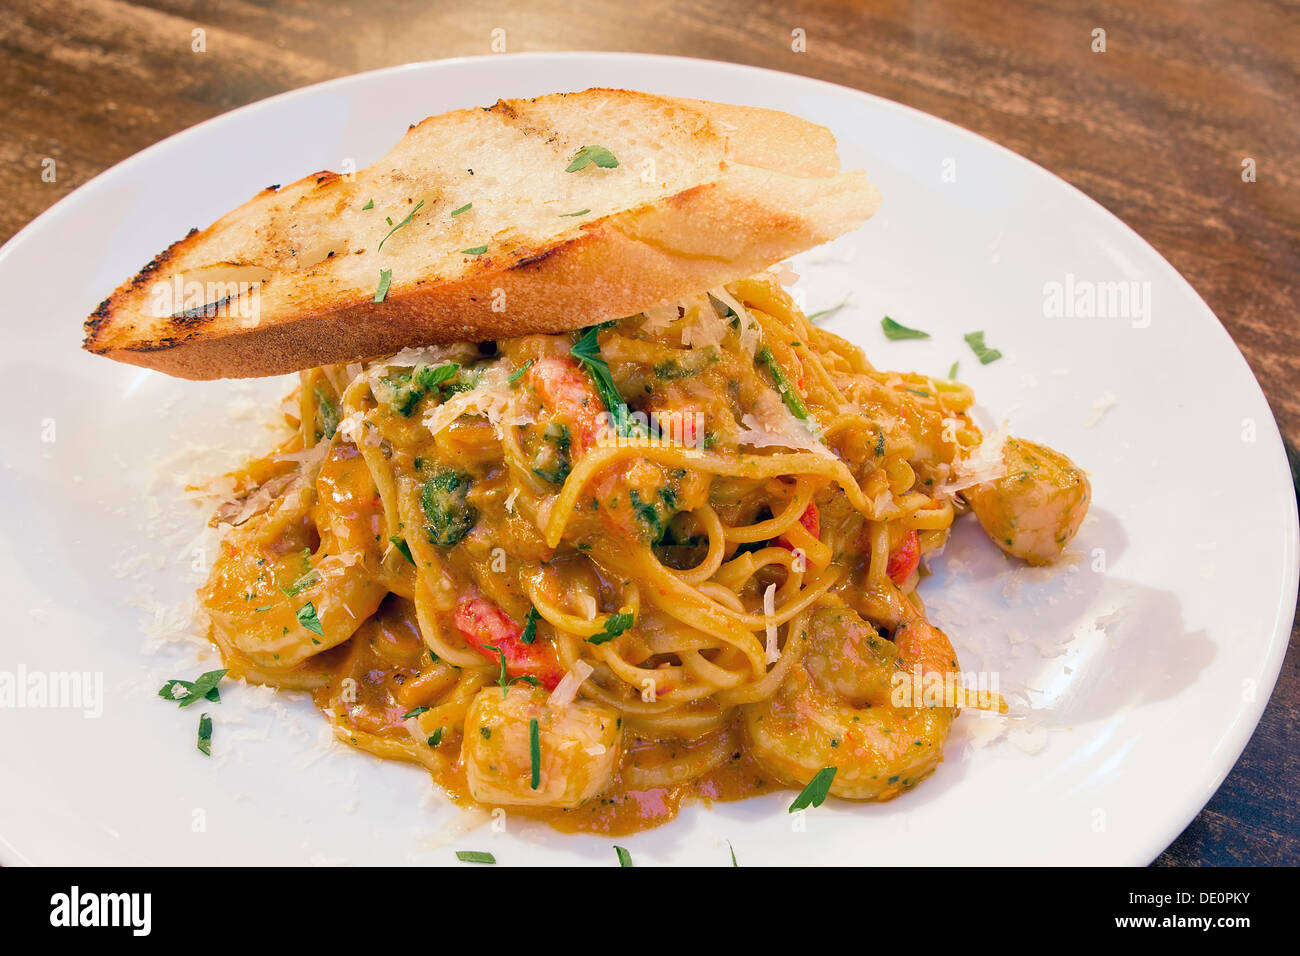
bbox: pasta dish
[199,274,1089,832]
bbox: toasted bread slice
[84,89,880,379]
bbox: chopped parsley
[158,669,227,707]
[756,347,812,422]
[374,269,392,303]
[964,330,1003,364]
[560,208,591,217]
[519,607,540,645]
[587,612,634,645]
[427,727,444,747]
[450,202,472,217]
[378,199,425,251]
[455,850,496,864]
[361,198,374,210]
[880,316,930,340]
[389,536,415,564]
[789,766,837,812]
[402,706,430,720]
[529,717,541,790]
[296,601,324,637]
[197,713,213,756]
[508,359,534,384]
[808,298,850,323]
[565,145,619,172]
[571,326,632,436]
[461,245,488,256]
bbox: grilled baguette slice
[83,89,880,379]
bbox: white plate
[0,53,1294,866]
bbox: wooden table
[3,0,1296,864]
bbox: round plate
[0,53,1294,866]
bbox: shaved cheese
[1083,391,1117,428]
[938,421,1010,495]
[422,363,513,437]
[504,487,520,515]
[680,303,727,348]
[640,302,682,334]
[737,391,831,456]
[709,286,762,355]
[335,411,366,445]
[763,583,779,664]
[547,660,594,709]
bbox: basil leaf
[614,845,633,867]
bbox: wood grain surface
[1,0,1295,864]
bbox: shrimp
[462,684,623,808]
[202,441,388,670]
[454,594,564,690]
[743,605,960,800]
[964,437,1090,565]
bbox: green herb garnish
[450,202,472,217]
[587,612,634,645]
[508,359,534,384]
[402,706,430,720]
[378,199,424,251]
[565,145,619,172]
[571,326,632,436]
[197,713,213,756]
[756,347,812,422]
[297,601,324,637]
[808,298,850,322]
[947,361,959,379]
[374,269,392,303]
[158,669,227,708]
[389,536,415,565]
[362,199,374,210]
[615,845,633,867]
[789,766,837,812]
[560,208,591,217]
[529,717,541,790]
[461,245,488,256]
[880,316,930,340]
[428,727,444,747]
[520,607,540,645]
[455,850,496,864]
[964,330,1003,364]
